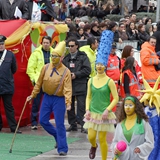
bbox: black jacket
[153,29,160,52]
[113,31,120,42]
[27,0,57,21]
[0,50,17,94]
[63,51,91,96]
[126,30,138,40]
[0,0,29,20]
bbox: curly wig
[116,95,148,123]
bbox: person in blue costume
[139,76,160,160]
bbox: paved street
[1,119,114,160]
[25,120,114,160]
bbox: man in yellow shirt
[27,41,72,156]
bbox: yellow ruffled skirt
[83,112,116,132]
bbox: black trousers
[67,95,86,128]
[0,94,17,131]
[31,89,43,126]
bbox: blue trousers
[148,115,160,160]
[39,94,68,153]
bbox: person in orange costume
[140,36,160,88]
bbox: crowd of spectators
[0,0,158,50]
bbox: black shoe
[11,129,22,134]
[59,152,67,156]
[81,128,88,134]
[31,125,38,130]
[54,142,57,149]
[66,126,77,132]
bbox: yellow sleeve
[31,65,45,98]
[63,69,72,106]
[86,78,91,111]
[107,79,119,111]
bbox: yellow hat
[52,41,66,56]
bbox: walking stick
[9,99,28,153]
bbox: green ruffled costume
[84,79,116,132]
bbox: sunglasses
[68,45,75,48]
[50,55,60,58]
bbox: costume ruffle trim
[83,112,116,132]
[84,111,116,124]
[83,122,115,132]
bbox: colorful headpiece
[125,96,135,103]
[96,30,114,66]
[139,76,160,114]
[52,41,66,57]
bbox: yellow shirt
[31,63,72,106]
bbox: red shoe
[89,143,98,159]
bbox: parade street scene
[0,0,160,160]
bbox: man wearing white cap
[27,41,72,156]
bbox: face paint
[51,52,61,65]
[124,99,135,116]
[96,63,105,74]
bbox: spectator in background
[65,16,72,24]
[26,36,54,130]
[84,24,93,39]
[74,17,81,28]
[99,22,108,33]
[119,18,128,26]
[90,23,101,37]
[118,23,128,41]
[145,24,153,36]
[108,21,120,43]
[152,24,157,33]
[142,16,148,24]
[77,27,86,40]
[66,23,78,40]
[137,23,150,48]
[129,13,137,23]
[0,0,29,20]
[78,21,86,28]
[80,37,98,77]
[27,0,57,21]
[153,21,160,52]
[145,17,152,25]
[63,38,91,133]
[126,22,139,40]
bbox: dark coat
[114,31,120,42]
[27,0,57,21]
[0,0,29,20]
[126,30,138,40]
[153,29,160,52]
[137,31,150,43]
[62,51,91,96]
[0,50,17,94]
